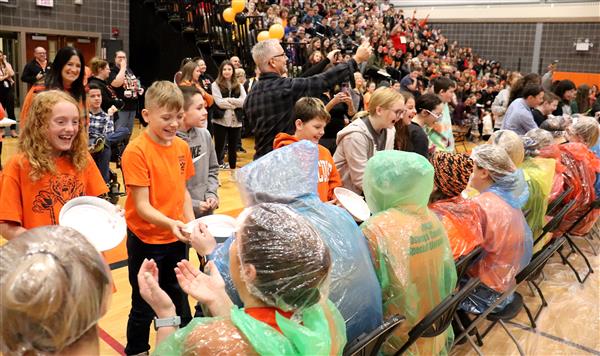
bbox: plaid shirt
[89,110,114,141]
[244,59,358,159]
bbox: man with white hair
[244,39,372,159]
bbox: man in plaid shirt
[244,39,373,159]
[88,83,130,182]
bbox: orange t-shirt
[122,131,194,244]
[273,133,342,202]
[0,152,107,228]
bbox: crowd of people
[1,0,600,355]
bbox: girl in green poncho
[361,150,457,356]
[137,203,346,355]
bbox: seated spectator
[361,150,457,355]
[320,85,356,154]
[501,83,544,135]
[490,130,554,252]
[212,141,383,342]
[395,91,428,157]
[176,86,219,218]
[429,151,484,260]
[334,87,402,194]
[461,145,532,314]
[432,76,457,152]
[411,93,444,156]
[492,72,521,131]
[0,226,111,356]
[552,79,576,116]
[363,81,376,111]
[399,66,421,96]
[88,83,130,183]
[554,117,600,236]
[532,92,560,127]
[571,84,591,115]
[274,97,341,202]
[144,203,347,355]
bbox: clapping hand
[138,259,176,318]
[175,260,232,316]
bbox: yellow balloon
[257,31,270,42]
[222,8,235,23]
[268,23,284,40]
[232,0,245,13]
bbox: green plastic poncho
[361,150,457,356]
[154,300,346,356]
[521,157,555,252]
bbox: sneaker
[219,163,230,169]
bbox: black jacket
[21,59,51,85]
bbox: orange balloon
[269,23,284,40]
[257,31,270,42]
[223,8,235,23]
[232,0,245,13]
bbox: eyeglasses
[272,53,287,59]
[424,109,442,120]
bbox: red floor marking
[98,326,126,355]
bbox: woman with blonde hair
[179,61,214,107]
[0,226,111,355]
[334,87,403,194]
[0,90,107,239]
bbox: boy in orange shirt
[121,81,195,355]
[273,97,342,202]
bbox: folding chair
[453,125,470,153]
[454,246,483,282]
[343,314,405,356]
[394,277,481,356]
[546,185,573,216]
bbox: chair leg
[583,234,598,256]
[498,320,525,356]
[522,301,537,329]
[453,315,484,356]
[565,235,594,283]
[526,281,536,297]
[531,280,548,322]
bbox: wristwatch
[153,316,181,330]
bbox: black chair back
[534,199,577,247]
[455,246,483,282]
[546,185,574,216]
[393,277,481,355]
[343,314,405,356]
[517,236,566,284]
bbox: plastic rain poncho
[537,144,566,201]
[156,204,347,356]
[468,145,532,293]
[591,140,600,197]
[361,150,457,356]
[521,157,555,242]
[554,142,600,236]
[429,196,484,260]
[211,141,383,342]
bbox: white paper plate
[334,187,371,222]
[185,214,237,241]
[0,118,17,128]
[59,196,126,252]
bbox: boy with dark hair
[432,76,457,152]
[88,82,130,183]
[533,91,559,126]
[273,97,342,202]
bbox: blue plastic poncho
[361,150,457,356]
[212,141,383,342]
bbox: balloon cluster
[221,1,284,42]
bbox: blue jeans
[92,127,130,182]
[115,110,137,133]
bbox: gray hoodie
[177,127,219,217]
[333,117,395,194]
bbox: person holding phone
[319,83,356,154]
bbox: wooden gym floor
[1,123,599,355]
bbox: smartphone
[341,82,350,94]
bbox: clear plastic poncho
[361,150,457,356]
[469,146,533,292]
[212,141,383,342]
[537,144,567,201]
[429,196,485,260]
[591,140,600,198]
[156,203,347,355]
[554,142,600,236]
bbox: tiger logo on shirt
[178,155,186,175]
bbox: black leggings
[214,124,241,169]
